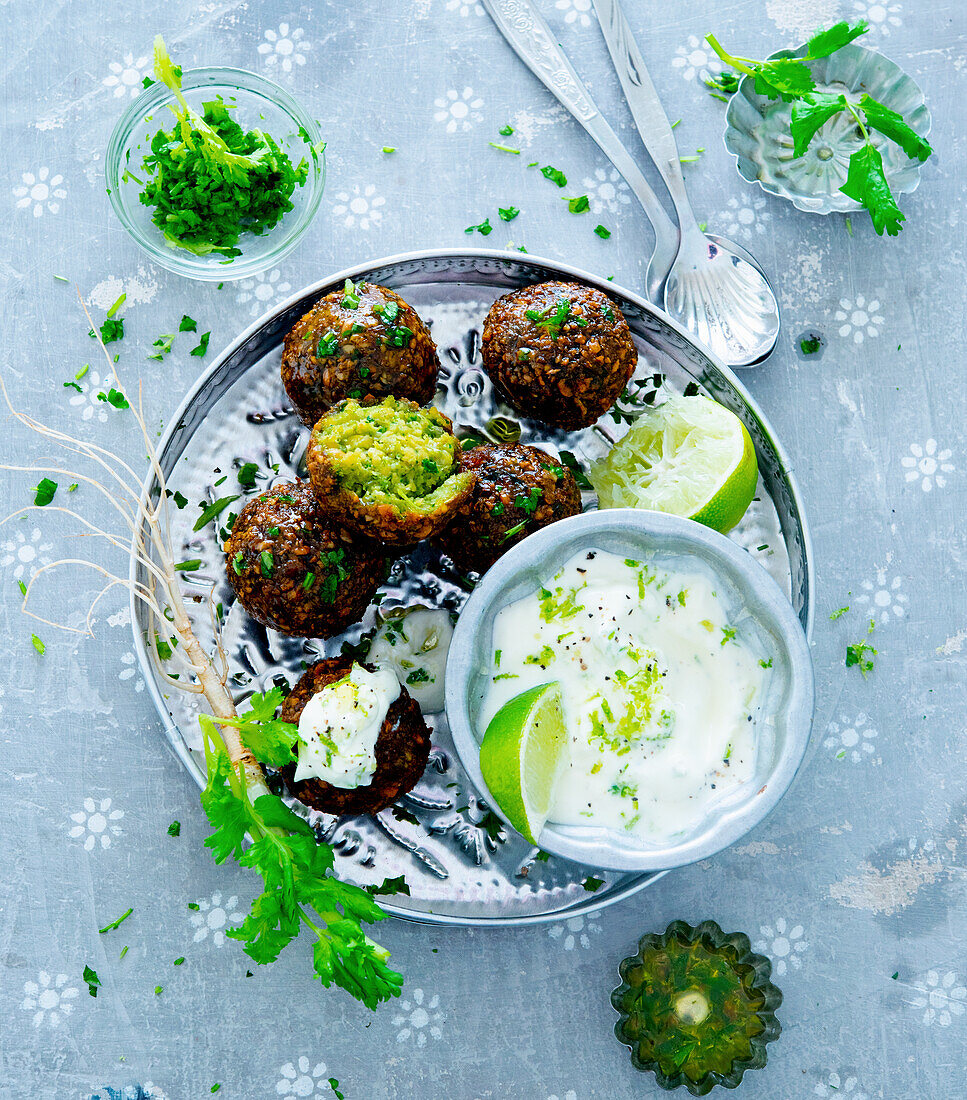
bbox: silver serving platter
[132,248,813,927]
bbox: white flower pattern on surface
[434,87,484,133]
[13,168,66,218]
[392,987,444,1046]
[548,914,601,951]
[119,650,145,693]
[755,917,807,976]
[671,35,722,83]
[853,0,903,34]
[908,970,966,1027]
[331,184,385,231]
[814,1071,869,1098]
[69,370,112,424]
[824,713,878,763]
[275,1056,330,1096]
[69,797,123,851]
[901,439,953,492]
[190,891,243,946]
[581,167,631,215]
[235,268,293,318]
[258,24,310,73]
[21,971,78,1028]
[102,53,150,98]
[1,527,53,581]
[445,0,484,14]
[720,194,772,238]
[555,0,594,27]
[834,295,884,344]
[855,564,908,625]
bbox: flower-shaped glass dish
[446,509,814,872]
[105,67,325,280]
[612,919,782,1095]
[724,43,930,214]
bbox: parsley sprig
[706,21,932,235]
[198,693,402,1009]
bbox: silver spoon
[593,0,779,365]
[481,0,679,304]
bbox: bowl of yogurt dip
[445,510,813,872]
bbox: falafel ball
[224,480,388,638]
[306,395,475,545]
[434,443,582,574]
[482,281,637,430]
[279,657,431,816]
[281,281,439,427]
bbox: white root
[0,289,268,798]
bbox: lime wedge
[590,395,758,534]
[479,681,567,845]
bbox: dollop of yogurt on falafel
[294,663,400,788]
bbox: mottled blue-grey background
[1,0,965,1097]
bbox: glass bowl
[105,67,325,280]
[724,43,930,215]
[446,509,814,873]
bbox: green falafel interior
[314,396,474,515]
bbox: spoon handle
[481,0,678,303]
[592,0,696,228]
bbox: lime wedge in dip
[479,681,568,844]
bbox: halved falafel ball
[224,480,388,638]
[434,443,582,575]
[306,395,475,545]
[279,657,431,816]
[482,281,638,430]
[281,281,439,427]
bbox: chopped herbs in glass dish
[612,919,782,1095]
[106,36,325,280]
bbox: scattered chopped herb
[705,70,741,98]
[63,380,83,393]
[95,317,125,344]
[498,206,520,221]
[800,335,822,355]
[260,550,274,577]
[210,1085,220,1094]
[147,333,177,361]
[341,279,360,309]
[534,850,550,862]
[174,956,185,966]
[721,626,737,646]
[31,634,46,655]
[559,449,592,490]
[679,148,705,163]
[488,142,521,154]
[540,165,567,187]
[179,314,198,332]
[582,875,604,893]
[594,224,611,239]
[193,494,240,531]
[759,657,773,669]
[83,964,101,997]
[846,637,877,675]
[167,820,181,836]
[33,478,58,506]
[232,551,245,575]
[329,1079,345,1100]
[830,606,849,619]
[502,521,527,542]
[53,274,69,283]
[155,985,164,995]
[120,945,129,959]
[96,388,130,410]
[405,667,431,685]
[188,902,200,910]
[302,571,316,590]
[175,559,202,572]
[524,296,584,337]
[237,462,259,487]
[168,489,188,509]
[107,293,126,318]
[566,194,590,214]
[498,124,514,136]
[465,217,493,236]
[190,332,211,357]
[98,908,134,934]
[18,580,26,597]
[381,145,396,154]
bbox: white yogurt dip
[294,663,400,788]
[480,548,769,843]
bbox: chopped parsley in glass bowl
[106,65,325,280]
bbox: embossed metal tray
[132,248,813,926]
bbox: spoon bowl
[664,227,781,367]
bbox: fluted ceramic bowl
[446,510,814,873]
[724,42,930,214]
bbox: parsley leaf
[805,20,869,58]
[190,331,211,357]
[33,478,58,506]
[83,964,101,997]
[594,224,611,239]
[858,93,932,163]
[179,314,198,332]
[540,165,567,187]
[846,639,877,675]
[790,92,847,157]
[841,143,905,236]
[366,875,411,897]
[566,195,590,214]
[193,495,240,532]
[465,217,493,236]
[498,206,519,221]
[198,717,403,1009]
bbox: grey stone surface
[0,1,963,1097]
